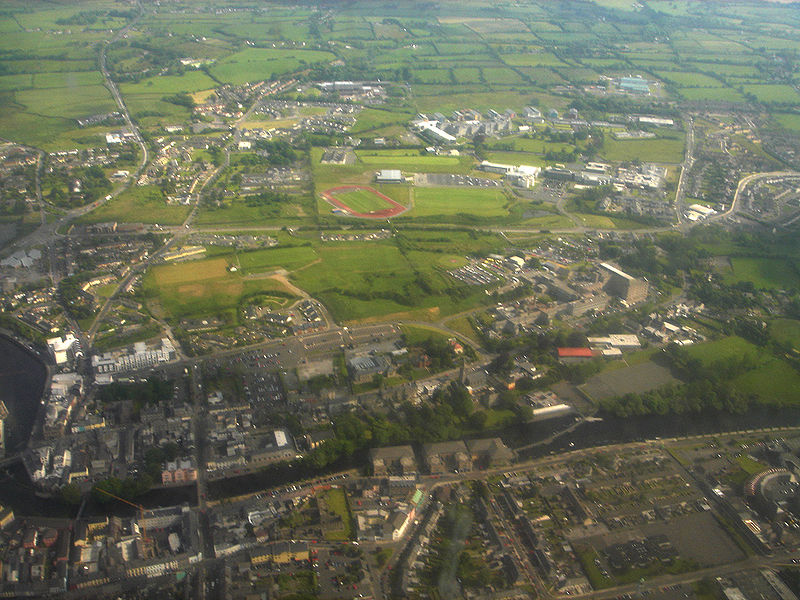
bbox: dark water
[0,334,46,453]
[518,408,800,460]
[0,335,64,515]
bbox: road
[674,115,694,226]
[4,7,148,256]
[190,362,214,600]
[709,170,800,224]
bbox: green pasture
[143,255,294,321]
[677,87,746,103]
[209,48,334,85]
[236,245,318,273]
[656,71,723,88]
[355,150,467,172]
[742,84,800,104]
[500,52,566,67]
[352,108,413,133]
[120,71,217,96]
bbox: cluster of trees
[57,274,95,320]
[254,139,300,166]
[163,92,194,109]
[305,383,483,470]
[46,165,111,208]
[96,377,173,405]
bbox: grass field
[742,84,800,104]
[288,241,490,322]
[724,257,800,290]
[405,187,510,218]
[769,319,800,352]
[686,336,800,406]
[78,186,189,225]
[320,488,353,541]
[601,137,685,163]
[144,252,297,321]
[209,48,335,85]
[236,245,318,274]
[773,113,800,132]
[328,188,396,213]
[581,361,679,401]
[355,150,464,171]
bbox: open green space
[79,186,191,225]
[601,136,685,163]
[724,257,800,291]
[209,48,335,85]
[327,188,397,214]
[686,336,800,406]
[404,187,511,219]
[742,84,800,104]
[289,240,491,323]
[769,319,800,352]
[143,253,296,321]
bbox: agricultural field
[354,149,469,173]
[288,240,490,322]
[209,48,335,85]
[195,196,314,228]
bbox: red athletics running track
[320,185,409,219]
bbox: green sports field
[405,187,510,219]
[326,188,398,214]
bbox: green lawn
[404,187,510,218]
[328,188,397,213]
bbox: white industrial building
[414,120,457,144]
[376,169,403,183]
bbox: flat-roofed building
[601,262,648,304]
[376,169,403,183]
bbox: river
[2,333,800,516]
[0,334,46,455]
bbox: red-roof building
[557,347,595,361]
